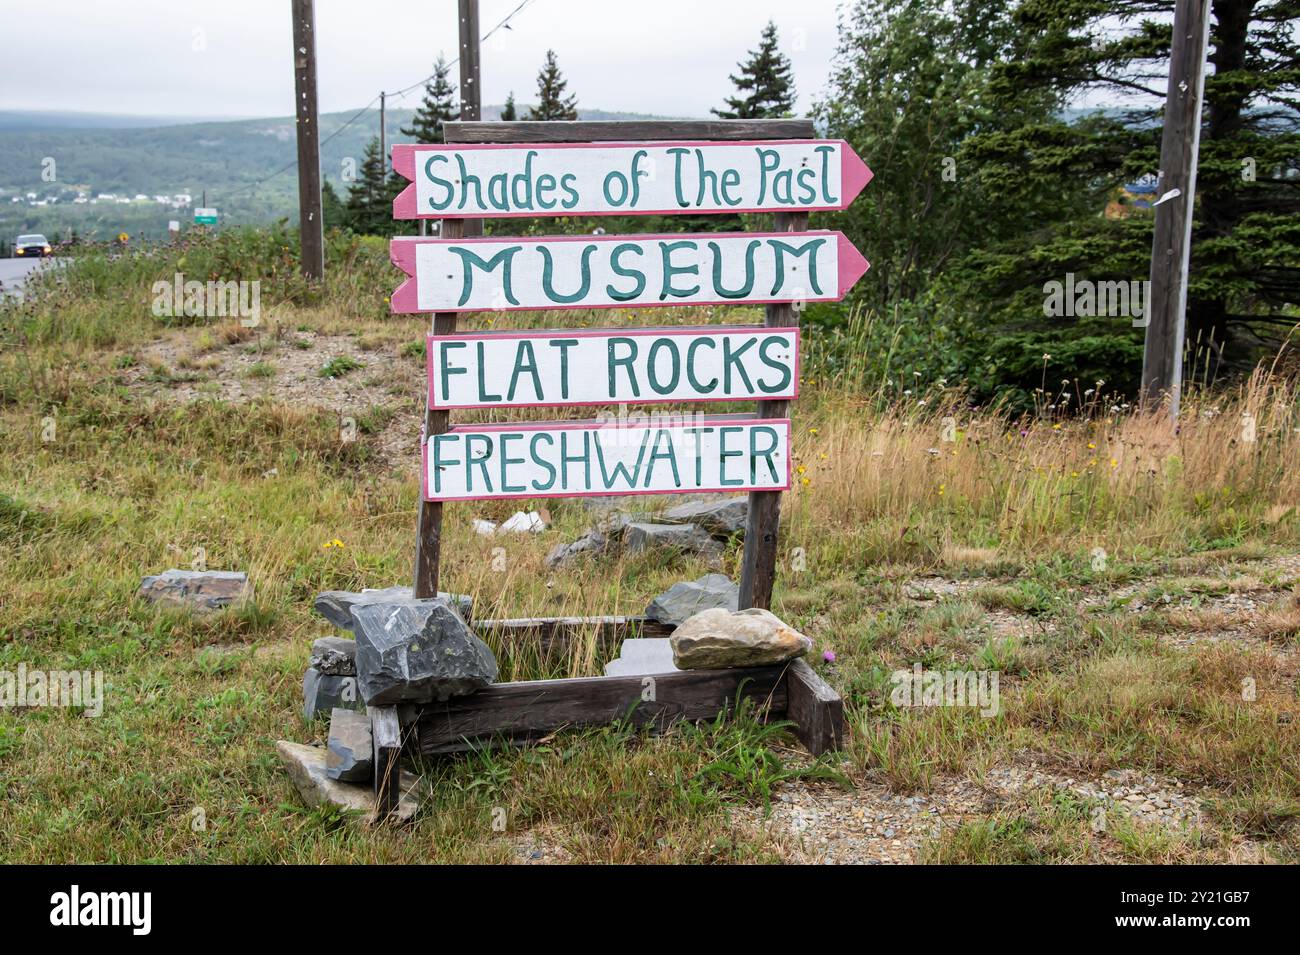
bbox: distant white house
[97,193,115,200]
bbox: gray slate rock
[623,522,723,559]
[303,667,364,721]
[138,569,250,611]
[544,529,610,569]
[325,708,373,781]
[314,586,473,631]
[644,573,740,627]
[310,636,357,676]
[352,597,498,705]
[662,497,748,537]
[276,740,420,823]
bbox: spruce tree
[500,92,518,121]
[344,137,392,235]
[713,21,796,119]
[321,179,346,231]
[401,55,457,144]
[526,50,579,121]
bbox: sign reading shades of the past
[427,326,799,409]
[390,231,869,313]
[392,140,873,219]
[424,418,791,502]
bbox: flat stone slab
[138,570,251,611]
[325,708,373,782]
[603,638,680,677]
[276,740,419,823]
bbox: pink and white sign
[392,140,872,219]
[390,230,869,313]
[427,325,799,409]
[423,417,791,502]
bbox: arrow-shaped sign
[392,140,872,219]
[390,230,869,314]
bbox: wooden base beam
[407,658,843,758]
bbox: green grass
[1,245,1298,863]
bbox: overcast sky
[2,0,846,119]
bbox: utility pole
[290,0,325,280]
[1141,0,1211,418]
[379,90,386,172]
[458,0,483,238]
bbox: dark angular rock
[310,636,356,676]
[325,708,373,782]
[544,529,610,569]
[623,522,723,559]
[138,569,251,611]
[644,573,740,627]
[352,597,498,705]
[302,667,364,721]
[314,586,473,631]
[661,497,749,537]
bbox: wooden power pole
[1141,0,1211,417]
[379,91,386,172]
[291,0,325,280]
[457,0,483,238]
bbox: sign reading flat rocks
[424,419,791,502]
[390,231,868,313]
[392,140,873,218]
[427,326,798,409]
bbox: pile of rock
[545,497,749,569]
[280,585,498,822]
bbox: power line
[226,0,539,206]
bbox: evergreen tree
[974,0,1300,381]
[500,92,518,121]
[527,50,579,120]
[401,55,457,144]
[713,21,796,119]
[321,179,347,231]
[344,137,395,235]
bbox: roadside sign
[424,417,791,501]
[392,140,872,218]
[194,208,218,225]
[427,325,799,409]
[390,231,869,313]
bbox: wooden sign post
[388,119,869,790]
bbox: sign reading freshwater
[424,418,791,502]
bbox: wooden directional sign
[427,325,799,409]
[423,417,791,502]
[390,231,869,314]
[392,140,873,219]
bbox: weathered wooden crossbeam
[405,658,841,758]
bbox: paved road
[0,256,63,300]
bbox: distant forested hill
[0,106,671,240]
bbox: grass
[0,240,1298,862]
